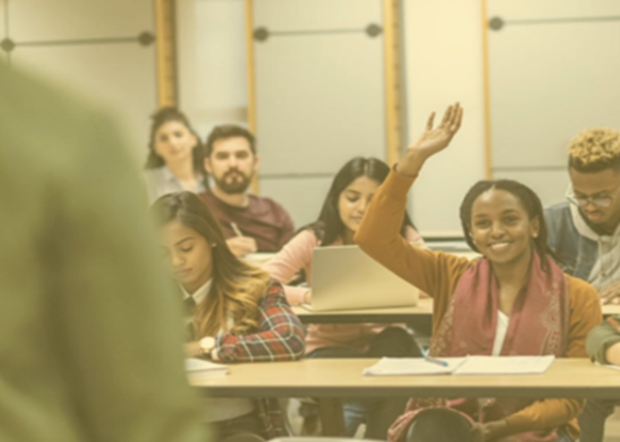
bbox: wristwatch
[199,336,216,355]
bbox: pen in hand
[230,222,243,237]
[424,355,449,367]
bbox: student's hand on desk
[184,341,204,358]
[303,290,312,305]
[227,237,258,257]
[600,281,620,305]
[396,102,463,177]
[470,420,507,442]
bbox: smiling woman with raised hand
[356,103,603,442]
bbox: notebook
[185,358,229,378]
[363,357,467,376]
[364,355,555,376]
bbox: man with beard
[200,125,294,256]
[545,128,620,442]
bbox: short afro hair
[568,128,620,173]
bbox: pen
[607,316,620,333]
[230,222,243,237]
[424,355,449,367]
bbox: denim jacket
[544,202,598,281]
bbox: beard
[213,168,253,194]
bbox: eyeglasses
[566,185,620,208]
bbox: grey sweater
[586,316,620,364]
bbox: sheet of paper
[453,355,555,375]
[363,357,467,376]
[185,358,228,373]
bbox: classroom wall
[487,0,620,209]
[178,0,620,231]
[175,0,487,232]
[0,0,157,163]
[404,0,486,232]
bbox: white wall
[403,0,486,232]
[175,0,488,232]
[0,0,156,163]
[176,0,248,138]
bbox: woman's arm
[404,226,426,248]
[263,230,316,305]
[587,316,620,365]
[356,103,470,296]
[213,282,306,363]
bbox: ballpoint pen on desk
[230,222,243,237]
[424,355,449,367]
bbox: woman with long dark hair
[152,192,305,441]
[357,103,602,442]
[264,157,424,440]
[144,107,207,202]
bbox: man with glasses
[545,128,620,442]
[546,128,620,303]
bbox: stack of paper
[453,355,555,375]
[185,358,228,378]
[363,355,555,376]
[363,357,467,376]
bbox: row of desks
[235,253,620,435]
[190,358,620,435]
[190,358,620,400]
[293,298,620,324]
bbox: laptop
[304,245,419,312]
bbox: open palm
[408,102,463,158]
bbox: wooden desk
[190,358,620,436]
[190,358,619,400]
[292,298,433,324]
[604,304,620,316]
[293,298,617,324]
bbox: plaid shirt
[209,280,305,438]
[214,280,306,363]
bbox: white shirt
[182,279,255,422]
[144,166,206,203]
[492,311,510,356]
[182,279,212,328]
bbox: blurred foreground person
[0,63,208,441]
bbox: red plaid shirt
[214,280,306,363]
[213,280,305,438]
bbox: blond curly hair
[568,128,620,172]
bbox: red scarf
[389,252,570,442]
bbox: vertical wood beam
[245,0,259,194]
[481,0,493,179]
[155,0,177,107]
[383,0,404,166]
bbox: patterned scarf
[389,252,570,442]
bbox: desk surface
[604,304,620,316]
[293,298,618,323]
[189,358,620,400]
[292,298,433,323]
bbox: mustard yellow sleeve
[356,168,471,302]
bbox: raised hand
[396,102,463,176]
